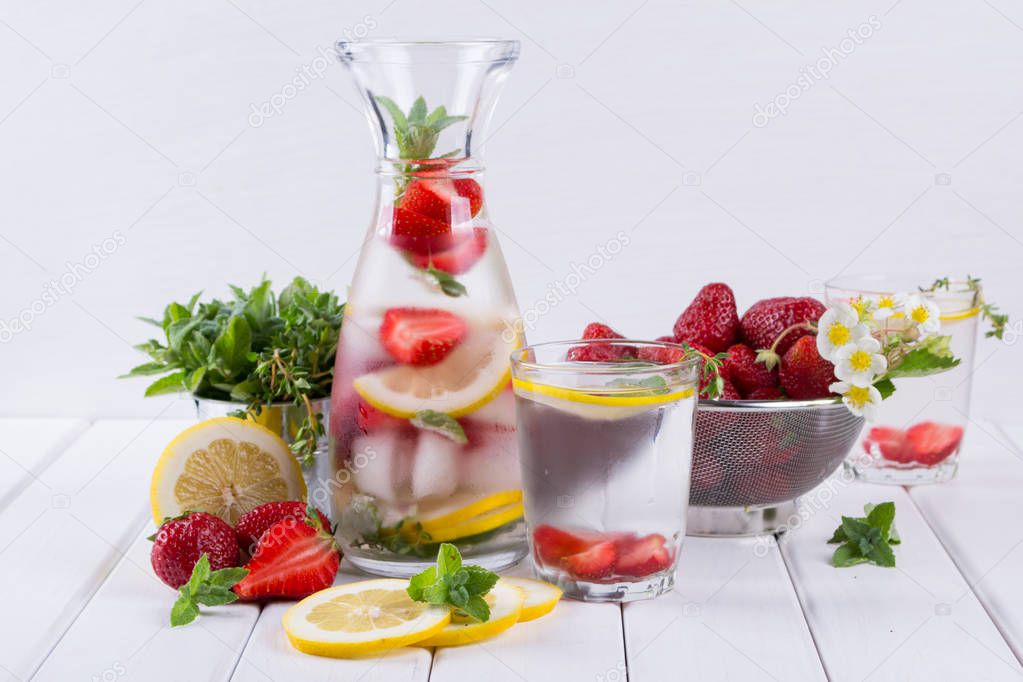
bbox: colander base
[686,502,798,537]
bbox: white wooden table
[3,417,1023,682]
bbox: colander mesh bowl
[688,397,864,536]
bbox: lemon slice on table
[283,579,451,658]
[417,581,525,647]
[353,328,519,419]
[500,578,562,622]
[150,417,306,525]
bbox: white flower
[872,292,906,320]
[816,302,869,360]
[849,296,876,323]
[833,336,887,387]
[830,380,882,420]
[903,295,941,336]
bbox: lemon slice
[421,502,524,543]
[416,490,523,533]
[500,578,562,622]
[354,327,519,418]
[283,579,451,658]
[150,417,306,525]
[513,378,694,421]
[417,581,524,647]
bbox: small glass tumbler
[510,340,700,602]
[826,274,981,485]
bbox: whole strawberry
[673,283,739,353]
[566,322,637,361]
[151,512,240,589]
[723,343,778,394]
[740,297,826,364]
[779,336,837,399]
[236,501,332,554]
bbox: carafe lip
[336,38,520,65]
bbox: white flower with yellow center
[833,336,887,387]
[850,296,876,323]
[829,380,882,420]
[816,302,868,361]
[872,292,906,320]
[904,295,941,336]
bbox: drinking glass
[510,340,699,602]
[826,274,980,484]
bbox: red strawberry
[402,178,483,224]
[532,524,593,565]
[865,426,910,463]
[673,283,740,353]
[392,206,450,240]
[236,502,331,553]
[638,336,686,364]
[740,297,826,357]
[724,343,778,394]
[561,541,617,580]
[566,322,637,361]
[234,510,340,600]
[719,377,742,400]
[452,178,484,216]
[379,307,467,366]
[615,534,673,578]
[904,422,963,465]
[745,386,784,400]
[410,227,488,275]
[779,336,836,399]
[151,512,240,589]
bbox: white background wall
[1,0,1020,423]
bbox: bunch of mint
[407,544,499,622]
[828,502,900,568]
[170,555,248,627]
[123,277,344,463]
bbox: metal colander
[689,398,865,508]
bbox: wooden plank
[230,563,432,682]
[429,561,626,682]
[779,476,1023,681]
[0,418,87,512]
[0,419,191,682]
[34,525,261,682]
[907,420,1023,667]
[624,536,826,681]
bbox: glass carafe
[329,39,525,576]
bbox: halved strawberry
[561,541,617,580]
[866,426,910,463]
[904,422,963,465]
[392,206,450,240]
[453,178,484,216]
[401,178,483,224]
[409,227,488,275]
[532,524,593,565]
[233,509,340,600]
[615,533,672,578]
[379,307,467,366]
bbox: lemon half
[354,328,519,419]
[417,581,524,647]
[150,417,306,525]
[500,578,562,622]
[283,579,451,658]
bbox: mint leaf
[605,376,669,396]
[828,502,899,568]
[406,543,499,622]
[865,538,896,567]
[411,410,467,444]
[425,265,467,298]
[407,566,437,601]
[169,554,248,627]
[873,377,896,400]
[436,543,462,576]
[462,565,499,595]
[170,596,200,627]
[144,371,187,397]
[865,502,896,539]
[459,594,491,622]
[832,543,868,567]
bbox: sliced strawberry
[409,227,488,275]
[379,307,467,366]
[453,178,484,216]
[234,512,340,600]
[532,524,593,565]
[866,426,910,463]
[401,178,482,224]
[235,502,331,553]
[561,541,617,580]
[392,206,450,241]
[904,422,963,465]
[615,533,672,578]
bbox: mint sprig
[411,410,467,444]
[407,543,499,622]
[170,554,249,627]
[376,95,466,163]
[828,502,900,568]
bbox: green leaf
[144,371,188,397]
[208,566,249,587]
[121,361,171,377]
[827,527,847,544]
[459,594,491,622]
[430,115,468,132]
[886,339,960,379]
[407,566,437,601]
[865,502,896,539]
[169,555,247,627]
[873,377,896,400]
[865,538,896,567]
[408,96,428,125]
[411,410,467,444]
[170,595,200,627]
[420,264,468,298]
[167,317,203,351]
[832,543,868,567]
[436,542,462,577]
[213,315,252,375]
[605,376,670,396]
[426,105,448,126]
[462,565,499,595]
